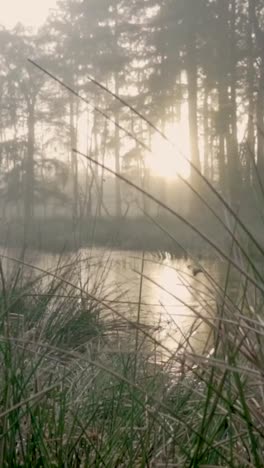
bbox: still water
[1,247,225,359]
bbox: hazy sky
[1,0,58,29]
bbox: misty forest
[1,0,264,466]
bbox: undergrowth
[0,244,263,467]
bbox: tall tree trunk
[216,0,229,192]
[251,0,264,186]
[93,114,101,215]
[24,99,35,234]
[203,80,210,179]
[227,0,240,201]
[186,31,201,187]
[85,113,93,217]
[216,0,240,202]
[218,84,227,192]
[70,95,78,221]
[256,64,264,182]
[114,74,122,217]
[98,121,107,217]
[246,0,256,188]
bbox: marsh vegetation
[1,0,264,466]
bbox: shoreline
[0,215,241,257]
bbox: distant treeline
[0,0,263,226]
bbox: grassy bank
[0,246,264,467]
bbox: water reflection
[0,247,217,359]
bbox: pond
[1,247,230,360]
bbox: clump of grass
[0,245,264,466]
[2,187,264,466]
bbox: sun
[146,121,191,180]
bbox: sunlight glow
[1,0,57,29]
[147,119,191,180]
